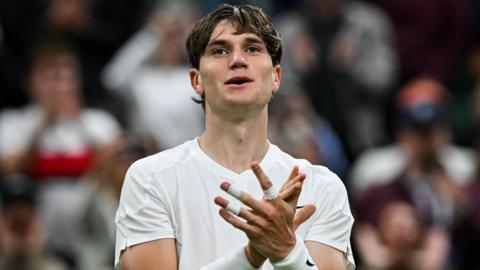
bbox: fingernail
[214,197,222,204]
[220,182,230,191]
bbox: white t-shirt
[0,105,120,157]
[115,139,355,269]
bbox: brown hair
[185,4,282,69]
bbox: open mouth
[225,76,254,86]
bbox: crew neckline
[193,137,276,180]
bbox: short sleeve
[305,166,356,269]
[114,161,175,269]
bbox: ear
[190,68,204,96]
[271,65,281,94]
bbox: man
[0,38,121,179]
[115,4,355,270]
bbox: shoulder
[350,145,405,192]
[269,144,346,190]
[0,106,37,123]
[306,165,349,199]
[81,108,120,125]
[126,139,199,180]
[271,145,348,198]
[118,139,198,212]
[79,109,121,143]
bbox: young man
[115,4,355,270]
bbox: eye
[211,48,228,56]
[246,46,261,54]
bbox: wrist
[270,234,297,263]
[245,243,266,268]
[271,234,316,270]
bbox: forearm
[199,237,320,270]
[102,28,160,91]
[200,244,261,270]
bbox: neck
[199,108,269,173]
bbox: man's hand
[214,162,316,265]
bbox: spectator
[288,0,397,158]
[355,200,449,270]
[102,2,203,149]
[350,78,476,195]
[0,38,121,267]
[268,82,349,179]
[0,175,67,270]
[352,78,477,269]
[74,134,157,270]
[0,0,143,116]
[0,38,121,180]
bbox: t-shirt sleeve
[114,160,175,269]
[305,166,356,269]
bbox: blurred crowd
[1,0,480,269]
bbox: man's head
[27,38,82,118]
[395,78,449,132]
[186,4,282,70]
[395,78,450,170]
[185,4,282,114]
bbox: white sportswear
[115,138,355,269]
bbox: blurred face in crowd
[0,199,43,257]
[29,51,81,119]
[399,125,449,173]
[190,19,281,117]
[378,202,422,252]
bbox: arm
[120,239,178,270]
[215,163,350,269]
[306,241,347,270]
[0,115,50,175]
[202,165,316,269]
[101,28,160,91]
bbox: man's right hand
[214,162,316,265]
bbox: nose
[228,49,248,69]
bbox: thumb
[293,204,316,231]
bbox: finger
[217,184,269,216]
[280,166,300,191]
[251,161,273,191]
[215,197,269,228]
[279,173,306,213]
[288,173,306,208]
[279,181,302,204]
[292,204,316,231]
[279,173,306,202]
[251,162,279,200]
[218,209,261,237]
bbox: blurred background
[1,0,480,269]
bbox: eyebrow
[206,39,228,48]
[244,37,264,46]
[206,36,266,49]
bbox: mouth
[225,76,254,86]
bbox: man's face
[29,53,81,117]
[190,20,281,116]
